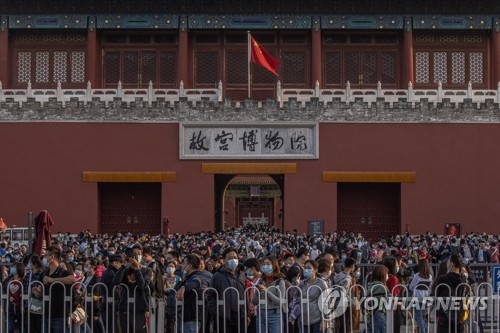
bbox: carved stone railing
[2,80,499,108]
[277,81,500,107]
[0,80,223,106]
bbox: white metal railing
[0,80,224,106]
[1,278,499,333]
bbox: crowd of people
[0,225,498,333]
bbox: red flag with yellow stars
[249,35,280,76]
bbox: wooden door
[337,182,400,239]
[99,182,161,235]
[103,50,177,88]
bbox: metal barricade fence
[1,273,500,333]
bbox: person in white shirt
[409,259,433,333]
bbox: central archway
[203,162,296,232]
[217,175,283,231]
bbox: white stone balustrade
[0,80,224,106]
[1,80,499,107]
[276,80,500,107]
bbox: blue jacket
[175,271,204,322]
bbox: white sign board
[180,122,318,159]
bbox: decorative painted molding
[188,15,311,29]
[321,15,403,29]
[96,15,178,29]
[404,16,412,32]
[1,16,7,31]
[180,16,188,31]
[494,17,500,32]
[8,15,87,29]
[412,15,492,30]
[88,16,97,31]
[312,16,321,31]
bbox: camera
[125,247,135,258]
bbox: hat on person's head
[296,247,310,258]
[131,243,143,251]
[109,254,123,263]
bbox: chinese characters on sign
[180,123,318,159]
[493,266,500,294]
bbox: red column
[492,25,500,88]
[0,18,9,87]
[401,17,414,88]
[86,16,98,87]
[178,16,189,88]
[311,17,322,87]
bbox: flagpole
[247,31,251,99]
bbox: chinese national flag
[249,35,280,76]
[0,218,7,233]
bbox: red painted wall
[1,122,499,235]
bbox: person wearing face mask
[281,253,295,274]
[173,254,206,333]
[165,261,181,289]
[334,257,356,333]
[289,260,328,333]
[113,243,152,333]
[65,250,75,263]
[79,258,104,332]
[23,255,44,333]
[252,256,286,333]
[40,246,76,333]
[207,247,246,333]
[284,266,301,333]
[243,258,263,333]
[366,265,390,333]
[99,254,123,333]
[7,262,24,333]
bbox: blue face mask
[261,264,273,275]
[10,267,16,275]
[245,270,254,280]
[355,271,361,279]
[303,268,313,278]
[227,259,239,270]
